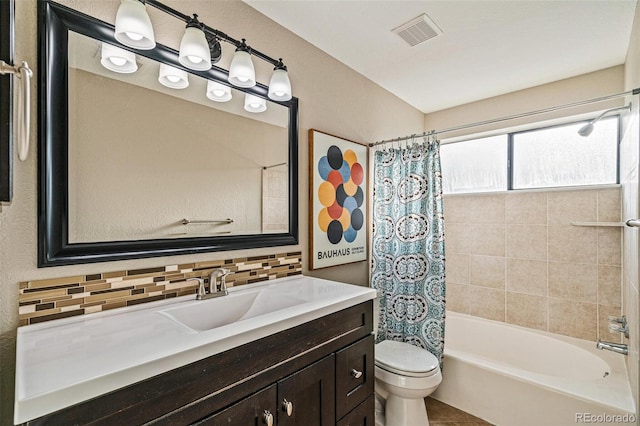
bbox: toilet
[374,340,442,426]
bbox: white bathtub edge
[438,312,636,424]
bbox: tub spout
[596,340,628,355]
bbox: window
[440,135,507,194]
[440,116,619,194]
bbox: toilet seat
[375,340,439,378]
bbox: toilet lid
[375,340,439,377]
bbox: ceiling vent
[392,13,442,47]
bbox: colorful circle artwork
[317,145,364,244]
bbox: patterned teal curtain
[371,138,446,365]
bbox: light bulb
[125,31,143,41]
[228,42,256,88]
[100,42,138,74]
[158,63,189,89]
[206,80,232,102]
[114,0,155,50]
[178,20,211,71]
[109,56,127,67]
[268,64,292,101]
[244,93,267,113]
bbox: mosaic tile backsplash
[18,252,302,326]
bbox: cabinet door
[194,384,277,426]
[336,395,375,426]
[277,355,335,426]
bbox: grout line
[546,191,550,333]
[504,195,507,323]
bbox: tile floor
[426,397,492,426]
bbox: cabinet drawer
[194,385,277,426]
[335,334,374,420]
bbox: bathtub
[432,312,636,426]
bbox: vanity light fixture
[209,38,222,65]
[228,39,256,88]
[113,0,293,99]
[100,43,138,74]
[158,63,189,89]
[114,0,156,50]
[244,93,267,113]
[178,15,211,71]
[206,80,232,102]
[268,59,292,101]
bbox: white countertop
[14,275,376,424]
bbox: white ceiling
[243,0,638,114]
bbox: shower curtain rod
[369,87,640,147]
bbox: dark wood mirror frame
[0,0,14,202]
[38,1,299,267]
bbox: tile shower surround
[18,252,302,326]
[444,187,622,341]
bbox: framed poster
[309,129,367,269]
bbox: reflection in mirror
[67,32,289,243]
[38,1,298,267]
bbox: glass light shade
[206,80,232,102]
[268,68,292,101]
[100,43,138,74]
[178,27,211,71]
[228,50,256,88]
[114,0,155,50]
[244,93,267,113]
[158,63,189,89]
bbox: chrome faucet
[597,315,630,355]
[596,340,628,355]
[208,268,230,297]
[187,268,230,300]
[608,315,629,338]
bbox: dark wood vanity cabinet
[25,301,374,426]
[201,355,336,426]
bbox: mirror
[0,0,13,202]
[38,1,299,267]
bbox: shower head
[577,122,594,137]
[577,103,631,137]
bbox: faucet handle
[218,268,231,293]
[608,322,630,338]
[608,315,627,326]
[188,278,206,299]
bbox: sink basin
[158,288,310,332]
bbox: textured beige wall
[425,65,625,141]
[444,187,622,342]
[0,1,424,422]
[622,1,640,416]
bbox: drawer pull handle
[262,410,274,426]
[282,398,293,416]
[351,368,363,379]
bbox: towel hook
[0,60,32,161]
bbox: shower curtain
[371,137,446,365]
